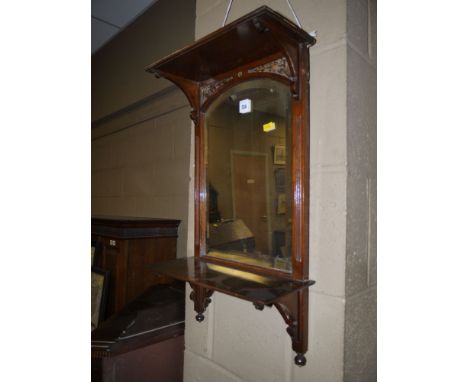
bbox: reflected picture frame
[274,167,286,192]
[277,193,287,214]
[91,266,110,330]
[273,144,286,165]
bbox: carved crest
[248,57,292,80]
[200,76,234,105]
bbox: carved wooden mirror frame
[146,6,316,366]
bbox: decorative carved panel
[248,57,292,80]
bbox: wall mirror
[145,6,316,366]
[205,79,293,273]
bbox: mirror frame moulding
[145,6,316,366]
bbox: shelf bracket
[272,288,309,366]
[188,280,310,365]
[189,283,214,322]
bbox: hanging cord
[285,0,317,38]
[285,0,302,28]
[222,0,233,26]
[222,0,316,37]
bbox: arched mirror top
[199,56,295,111]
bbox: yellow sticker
[263,121,276,132]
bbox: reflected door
[205,78,292,272]
[231,152,269,254]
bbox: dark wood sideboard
[92,284,185,382]
[92,216,181,318]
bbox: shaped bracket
[189,283,214,322]
[253,288,309,366]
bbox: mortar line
[309,37,347,57]
[346,284,377,302]
[184,347,245,382]
[92,104,190,141]
[347,40,377,70]
[92,85,179,128]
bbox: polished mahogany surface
[145,6,316,82]
[151,257,314,305]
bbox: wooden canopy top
[144,6,316,82]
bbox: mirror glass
[205,79,292,272]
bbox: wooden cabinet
[92,216,180,318]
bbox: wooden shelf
[151,257,314,306]
[145,6,316,82]
[151,257,315,366]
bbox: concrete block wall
[183,1,376,381]
[91,89,193,259]
[344,0,377,381]
[91,0,196,260]
[91,0,196,121]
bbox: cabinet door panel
[126,237,177,302]
[102,240,128,316]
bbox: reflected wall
[205,79,292,272]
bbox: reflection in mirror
[205,79,292,272]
